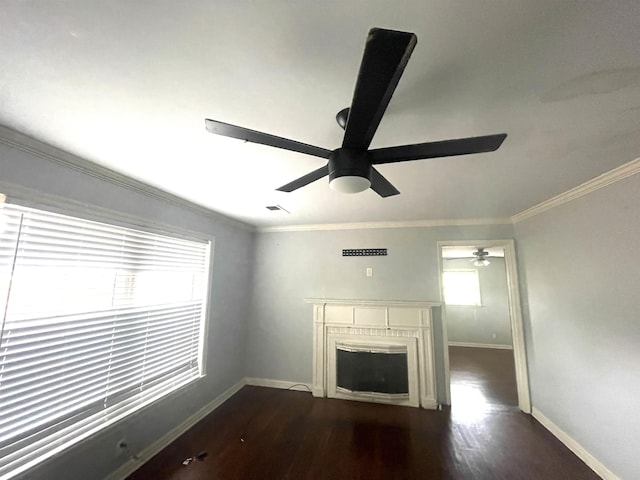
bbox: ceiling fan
[444,247,494,266]
[205,28,507,197]
[471,248,491,267]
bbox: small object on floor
[196,451,208,461]
[182,451,207,467]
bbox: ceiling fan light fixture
[472,248,490,267]
[472,258,490,267]
[329,175,371,194]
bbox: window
[0,202,210,479]
[442,270,481,306]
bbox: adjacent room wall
[0,133,255,480]
[246,224,514,403]
[514,172,640,480]
[444,257,512,347]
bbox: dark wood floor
[128,348,598,480]
[449,346,519,410]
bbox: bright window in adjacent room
[442,270,481,306]
[0,201,210,479]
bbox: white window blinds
[0,202,210,479]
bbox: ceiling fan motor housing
[329,149,372,182]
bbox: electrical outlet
[366,267,373,277]
[115,438,128,457]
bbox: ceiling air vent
[265,205,290,213]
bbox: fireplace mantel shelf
[305,298,442,308]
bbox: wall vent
[265,205,290,213]
[342,248,387,257]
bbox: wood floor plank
[128,349,600,480]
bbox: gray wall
[444,258,512,346]
[0,137,255,480]
[246,224,514,403]
[514,173,640,480]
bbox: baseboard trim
[421,398,439,410]
[245,377,313,392]
[448,341,513,350]
[100,380,620,480]
[531,407,619,480]
[106,379,246,480]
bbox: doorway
[437,240,530,413]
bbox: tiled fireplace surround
[307,299,440,409]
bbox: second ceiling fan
[205,28,507,197]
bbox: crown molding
[0,180,218,243]
[4,125,636,233]
[257,217,512,233]
[511,157,640,224]
[0,125,254,232]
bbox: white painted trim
[5,123,637,234]
[199,242,215,376]
[0,181,218,243]
[259,158,640,231]
[305,298,442,308]
[244,377,313,392]
[259,217,512,232]
[436,239,531,413]
[502,239,531,413]
[448,342,513,350]
[105,379,246,480]
[511,157,640,223]
[435,248,452,406]
[0,125,254,232]
[532,407,620,480]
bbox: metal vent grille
[342,248,387,256]
[265,205,290,213]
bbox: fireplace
[336,345,408,394]
[308,299,440,409]
[328,337,419,406]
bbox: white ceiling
[1,1,639,227]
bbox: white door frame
[436,239,531,413]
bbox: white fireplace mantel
[305,298,442,308]
[306,298,441,409]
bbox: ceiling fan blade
[370,133,507,164]
[369,167,400,197]
[205,119,332,159]
[342,28,417,150]
[276,166,328,192]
